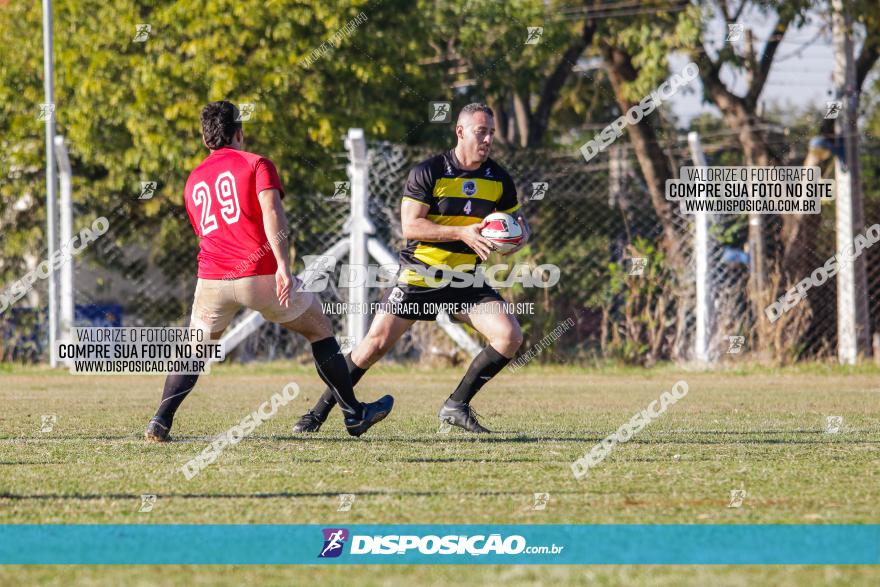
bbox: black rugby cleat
[144,417,171,443]
[292,410,326,433]
[438,398,491,433]
[344,395,394,437]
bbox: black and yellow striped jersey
[398,149,520,287]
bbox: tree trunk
[526,15,597,147]
[601,44,683,253]
[486,95,511,146]
[718,99,772,291]
[512,92,530,148]
[781,19,879,278]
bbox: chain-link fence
[6,137,880,365]
[367,142,696,365]
[366,139,880,365]
[67,182,356,363]
[694,141,880,363]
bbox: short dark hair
[457,103,494,125]
[200,101,242,149]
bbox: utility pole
[42,0,58,367]
[831,0,869,364]
[743,28,766,295]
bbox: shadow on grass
[3,430,879,445]
[0,489,588,500]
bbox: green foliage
[0,0,440,285]
[599,4,702,102]
[0,309,46,363]
[1,0,612,282]
[600,237,678,365]
[7,0,880,366]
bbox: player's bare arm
[257,188,292,307]
[401,199,494,260]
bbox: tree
[416,0,603,148]
[0,0,439,288]
[782,1,880,277]
[593,1,701,253]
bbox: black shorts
[378,282,504,321]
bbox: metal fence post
[688,132,714,363]
[345,129,373,346]
[54,136,74,344]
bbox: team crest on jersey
[462,180,477,196]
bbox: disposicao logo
[316,529,562,558]
[318,528,349,558]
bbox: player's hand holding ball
[479,212,526,255]
[458,220,496,261]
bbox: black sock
[311,337,363,419]
[449,345,510,404]
[154,373,200,427]
[313,354,368,421]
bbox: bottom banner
[0,524,878,564]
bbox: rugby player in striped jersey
[293,103,530,434]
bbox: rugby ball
[480,212,523,253]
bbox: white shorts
[189,274,314,336]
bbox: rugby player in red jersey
[144,101,392,441]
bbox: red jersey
[183,147,285,279]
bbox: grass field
[1,361,879,585]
